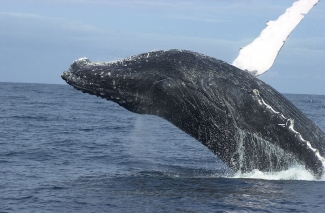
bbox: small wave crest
[231,165,325,181]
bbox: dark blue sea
[1,82,325,212]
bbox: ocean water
[1,82,325,212]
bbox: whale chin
[62,49,325,178]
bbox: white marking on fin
[232,0,320,76]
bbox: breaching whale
[61,49,325,178]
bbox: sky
[0,0,324,95]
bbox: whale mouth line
[61,72,134,105]
[61,72,118,97]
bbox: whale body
[61,49,325,178]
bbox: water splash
[231,128,325,181]
[232,165,323,181]
[233,127,297,174]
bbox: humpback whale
[61,49,325,178]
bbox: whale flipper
[232,0,320,75]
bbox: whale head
[61,50,233,117]
[61,55,155,114]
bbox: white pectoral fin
[231,0,320,76]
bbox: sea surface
[1,82,325,212]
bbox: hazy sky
[1,0,324,94]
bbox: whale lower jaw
[61,72,114,99]
[61,72,136,107]
[61,72,98,95]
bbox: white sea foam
[232,0,320,75]
[231,165,325,181]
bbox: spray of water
[232,166,321,181]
